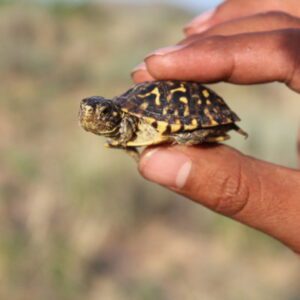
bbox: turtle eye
[101,106,111,114]
[99,102,113,116]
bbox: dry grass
[0,2,299,300]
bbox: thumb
[139,145,300,252]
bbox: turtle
[79,80,248,161]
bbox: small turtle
[79,80,247,160]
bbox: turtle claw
[125,147,140,162]
[105,143,140,162]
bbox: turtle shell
[114,80,240,134]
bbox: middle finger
[180,11,300,46]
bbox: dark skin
[131,0,300,253]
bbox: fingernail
[140,148,192,189]
[143,148,159,160]
[145,45,186,59]
[184,8,216,33]
[131,62,147,75]
[176,161,192,189]
[185,23,211,35]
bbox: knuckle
[213,161,250,217]
[200,35,225,49]
[215,3,225,15]
[216,0,234,15]
[262,10,294,21]
[283,29,300,91]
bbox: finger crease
[226,49,237,82]
[228,163,251,218]
[230,178,250,218]
[285,36,300,88]
[285,56,298,86]
[214,162,250,217]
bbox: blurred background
[0,0,300,299]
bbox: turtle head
[79,96,122,136]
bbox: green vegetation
[0,2,299,300]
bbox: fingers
[132,11,300,86]
[140,29,300,92]
[183,8,218,36]
[184,0,300,36]
[131,63,155,83]
[181,11,300,45]
[139,145,300,252]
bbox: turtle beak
[80,104,94,119]
[79,101,96,130]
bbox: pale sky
[41,0,223,13]
[170,0,222,11]
[95,0,222,11]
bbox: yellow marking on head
[184,119,199,130]
[183,105,190,117]
[202,89,210,98]
[197,99,202,105]
[179,97,188,104]
[174,110,179,116]
[207,100,212,105]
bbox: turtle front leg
[106,116,140,161]
[124,147,140,162]
[108,116,137,147]
[105,143,140,162]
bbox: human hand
[131,3,300,253]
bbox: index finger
[143,29,300,92]
[181,11,300,46]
